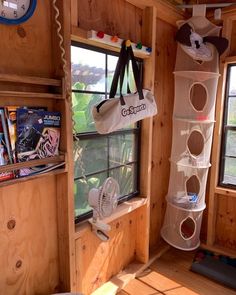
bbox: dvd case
[16,108,61,176]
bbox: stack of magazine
[0,106,62,182]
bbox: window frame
[219,63,236,188]
[71,41,142,224]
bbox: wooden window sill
[74,196,148,239]
[215,186,236,198]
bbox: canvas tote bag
[92,42,157,134]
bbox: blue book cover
[16,108,61,164]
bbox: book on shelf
[16,108,61,176]
[0,108,14,181]
[5,106,17,163]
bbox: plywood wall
[0,1,65,294]
[0,1,53,77]
[75,206,147,295]
[0,177,59,295]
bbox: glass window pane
[74,138,108,178]
[229,66,236,95]
[71,46,106,92]
[227,97,236,125]
[223,157,236,185]
[72,92,104,133]
[74,171,108,216]
[107,56,138,95]
[107,55,118,93]
[110,164,137,196]
[109,133,137,168]
[225,130,236,157]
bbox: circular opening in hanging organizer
[173,71,220,121]
[187,130,204,157]
[190,83,207,112]
[171,118,215,167]
[167,161,209,210]
[161,201,205,251]
[180,217,196,240]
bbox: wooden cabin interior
[1,0,236,294]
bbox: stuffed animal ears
[203,36,229,55]
[175,23,192,47]
[176,22,229,56]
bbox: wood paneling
[119,247,236,295]
[77,0,142,43]
[150,18,177,249]
[144,248,236,295]
[75,208,145,295]
[0,176,59,295]
[215,194,236,250]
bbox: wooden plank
[150,17,177,249]
[223,55,236,64]
[0,74,61,86]
[0,91,64,99]
[76,0,142,44]
[90,241,169,295]
[0,176,59,295]
[215,186,236,198]
[0,168,66,188]
[149,248,236,295]
[74,197,147,239]
[0,155,65,174]
[0,0,53,77]
[201,243,236,258]
[126,0,185,25]
[214,194,236,251]
[123,279,160,295]
[76,210,138,295]
[51,0,76,291]
[206,61,228,246]
[71,0,78,26]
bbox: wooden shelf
[0,154,66,173]
[0,167,67,188]
[0,90,64,99]
[0,74,62,87]
[0,73,65,100]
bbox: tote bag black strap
[109,41,128,100]
[126,45,144,100]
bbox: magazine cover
[5,106,48,163]
[0,108,14,181]
[16,108,61,163]
[5,106,18,163]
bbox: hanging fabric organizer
[161,5,228,251]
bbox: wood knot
[7,219,16,230]
[116,222,120,229]
[16,260,22,269]
[17,26,26,38]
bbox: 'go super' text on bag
[121,103,146,117]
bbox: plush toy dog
[176,23,229,61]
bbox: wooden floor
[118,247,236,295]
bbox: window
[71,42,141,223]
[219,64,236,187]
